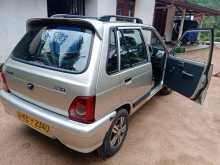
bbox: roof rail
[51,14,98,20]
[50,14,143,24]
[99,15,143,24]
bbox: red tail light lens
[1,72,10,92]
[68,96,96,124]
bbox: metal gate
[47,0,85,17]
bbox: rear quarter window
[12,25,94,73]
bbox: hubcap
[110,116,127,148]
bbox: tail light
[1,72,10,92]
[68,96,96,124]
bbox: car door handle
[124,77,132,83]
[176,61,185,67]
[182,71,194,79]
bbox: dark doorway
[47,0,85,17]
[153,8,167,36]
[117,0,136,16]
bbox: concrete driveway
[0,48,220,165]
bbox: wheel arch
[115,103,132,115]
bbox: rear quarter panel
[95,25,124,120]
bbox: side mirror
[173,46,186,54]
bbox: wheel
[98,109,128,158]
[158,86,172,96]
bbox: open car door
[164,29,214,104]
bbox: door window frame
[171,29,214,74]
[105,25,170,78]
[116,26,151,72]
[141,25,169,80]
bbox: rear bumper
[0,91,116,153]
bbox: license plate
[17,112,50,134]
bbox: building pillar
[134,0,155,25]
[178,8,186,39]
[164,5,176,42]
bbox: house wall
[85,0,116,17]
[0,0,47,63]
[134,0,155,25]
[0,0,156,63]
[85,0,98,16]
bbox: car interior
[150,45,166,87]
[141,28,167,88]
[148,40,166,88]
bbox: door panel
[164,29,214,104]
[165,56,205,97]
[117,28,153,104]
[120,64,153,103]
[194,64,213,103]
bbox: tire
[98,109,128,158]
[158,86,172,96]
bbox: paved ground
[0,48,220,165]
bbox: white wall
[134,0,155,25]
[97,0,116,17]
[85,0,98,17]
[0,0,47,63]
[85,0,116,17]
[85,0,155,24]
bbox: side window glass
[119,29,148,70]
[173,30,212,63]
[107,29,118,74]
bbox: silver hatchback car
[0,15,214,157]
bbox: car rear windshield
[12,25,94,73]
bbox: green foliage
[216,30,220,38]
[215,37,220,42]
[200,33,209,42]
[188,0,220,42]
[189,0,220,9]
